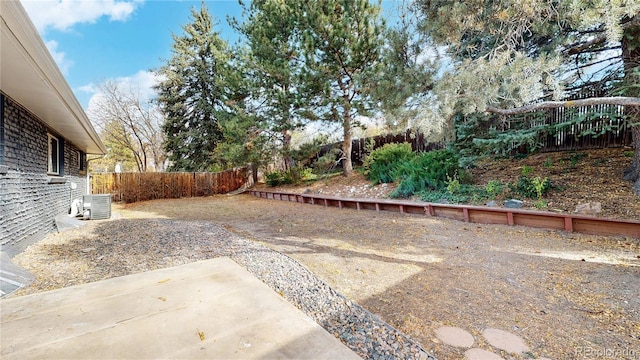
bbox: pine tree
[371,1,435,132]
[298,0,386,176]
[234,0,306,170]
[154,4,234,172]
[416,0,640,194]
[209,46,269,177]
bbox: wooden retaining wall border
[247,190,640,239]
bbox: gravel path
[12,218,434,360]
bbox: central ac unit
[83,194,111,220]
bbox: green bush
[265,167,313,187]
[364,144,464,199]
[364,143,414,184]
[485,180,505,198]
[292,135,330,164]
[390,149,462,198]
[265,171,286,186]
[420,189,469,203]
[420,184,489,204]
[509,175,551,199]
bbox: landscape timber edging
[247,190,640,239]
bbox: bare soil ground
[13,148,640,360]
[110,195,640,360]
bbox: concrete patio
[1,257,360,359]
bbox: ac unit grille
[83,194,111,220]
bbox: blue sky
[21,0,402,112]
[22,0,247,109]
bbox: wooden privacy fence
[316,89,634,165]
[350,130,445,164]
[316,130,444,166]
[91,167,250,203]
[479,89,633,153]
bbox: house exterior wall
[0,93,88,252]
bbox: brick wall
[0,94,88,252]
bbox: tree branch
[486,97,640,115]
[565,14,640,56]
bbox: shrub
[265,167,313,186]
[446,175,461,195]
[292,135,330,164]
[364,144,464,199]
[364,143,414,184]
[313,148,342,175]
[265,171,286,186]
[485,180,505,198]
[509,175,551,199]
[391,149,461,198]
[420,184,489,204]
[421,189,469,204]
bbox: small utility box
[83,194,111,220]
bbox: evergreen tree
[298,0,386,176]
[154,4,234,172]
[371,0,436,132]
[416,0,640,194]
[209,46,269,177]
[234,0,306,170]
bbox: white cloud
[122,70,161,100]
[85,70,161,111]
[21,0,143,33]
[44,40,73,74]
[78,83,97,94]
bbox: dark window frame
[47,133,64,176]
[78,150,86,171]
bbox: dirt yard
[12,147,640,359]
[105,194,638,360]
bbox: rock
[464,348,504,360]
[486,200,497,207]
[481,328,530,354]
[434,326,475,348]
[504,199,523,209]
[575,202,601,215]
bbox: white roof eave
[0,1,106,155]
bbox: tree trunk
[623,117,640,195]
[250,162,258,184]
[621,18,640,196]
[342,112,353,177]
[282,129,294,171]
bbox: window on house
[48,134,60,175]
[78,150,86,171]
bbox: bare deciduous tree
[88,80,167,172]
